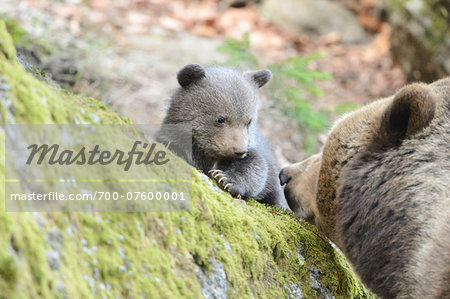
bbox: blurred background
[1,0,448,163]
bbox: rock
[195,258,228,299]
[218,0,258,9]
[0,20,373,298]
[285,283,304,299]
[260,0,367,44]
[387,0,450,82]
[308,267,335,299]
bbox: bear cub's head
[166,64,272,160]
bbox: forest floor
[1,0,406,163]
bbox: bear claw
[218,177,227,184]
[208,169,232,192]
[208,169,221,177]
[223,183,232,192]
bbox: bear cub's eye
[247,119,252,126]
[216,117,225,125]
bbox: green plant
[217,34,332,154]
[217,33,259,69]
[334,102,360,116]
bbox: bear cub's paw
[208,169,244,198]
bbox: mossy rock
[387,0,449,82]
[0,19,373,298]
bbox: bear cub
[157,64,290,210]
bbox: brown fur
[279,153,321,223]
[280,77,450,298]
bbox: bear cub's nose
[234,148,247,158]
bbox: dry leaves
[18,0,405,106]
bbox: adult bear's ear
[177,64,206,88]
[379,83,437,145]
[245,69,272,88]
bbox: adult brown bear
[280,78,450,299]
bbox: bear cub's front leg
[209,150,269,199]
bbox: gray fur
[157,64,290,209]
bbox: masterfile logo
[4,124,193,212]
[26,141,170,170]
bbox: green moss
[0,20,373,298]
[3,18,29,46]
[0,20,16,60]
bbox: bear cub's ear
[379,83,437,145]
[177,64,206,88]
[245,69,272,88]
